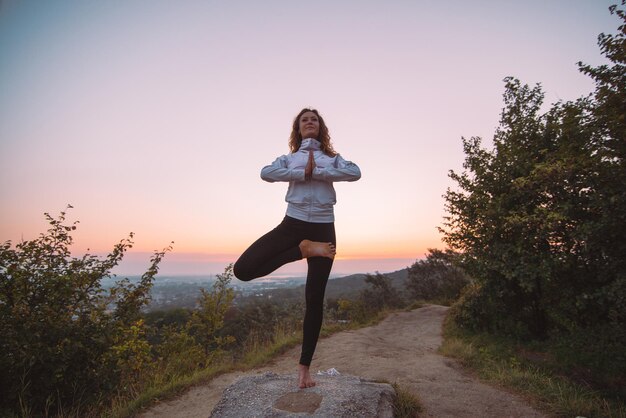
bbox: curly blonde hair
[289,108,337,157]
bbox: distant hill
[326,268,409,299]
[255,268,409,303]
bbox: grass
[439,317,626,418]
[391,383,423,418]
[368,378,423,418]
[105,360,239,418]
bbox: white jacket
[261,138,361,222]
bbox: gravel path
[139,305,546,417]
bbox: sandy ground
[139,305,546,417]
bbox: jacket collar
[299,138,321,151]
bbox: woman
[234,108,361,389]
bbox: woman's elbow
[260,170,275,182]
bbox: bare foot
[298,364,316,389]
[299,240,335,259]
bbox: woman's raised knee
[233,262,254,282]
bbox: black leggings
[233,215,335,366]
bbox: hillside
[252,268,409,303]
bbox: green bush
[336,298,370,324]
[406,249,469,304]
[0,208,171,415]
[222,298,302,351]
[154,325,206,377]
[187,265,236,360]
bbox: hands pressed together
[304,150,316,181]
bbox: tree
[360,272,403,311]
[0,207,171,415]
[406,249,469,303]
[441,3,625,375]
[576,1,626,335]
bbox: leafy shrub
[335,298,370,324]
[448,283,490,332]
[0,208,171,415]
[223,298,302,350]
[154,325,205,377]
[187,265,236,360]
[406,249,469,304]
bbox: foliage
[187,264,236,360]
[447,283,493,333]
[332,298,369,324]
[0,207,171,415]
[149,266,238,378]
[110,319,153,388]
[144,308,191,339]
[222,298,302,351]
[441,2,626,380]
[154,325,206,378]
[406,249,469,304]
[325,273,406,324]
[360,272,404,312]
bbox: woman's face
[299,111,320,139]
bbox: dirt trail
[139,305,545,417]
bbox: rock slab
[209,372,395,417]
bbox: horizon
[106,250,416,277]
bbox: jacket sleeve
[312,154,361,182]
[260,155,305,182]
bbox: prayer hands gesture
[305,150,316,181]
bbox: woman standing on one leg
[233,108,361,389]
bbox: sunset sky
[0,0,617,277]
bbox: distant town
[101,274,346,311]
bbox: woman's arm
[260,155,306,182]
[312,154,361,182]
